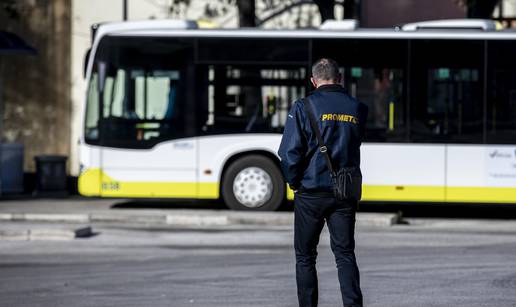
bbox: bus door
[97,63,198,198]
[410,39,484,202]
[89,37,199,198]
[459,39,516,203]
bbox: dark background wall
[0,0,71,172]
[361,0,467,27]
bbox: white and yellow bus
[79,19,516,210]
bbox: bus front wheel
[222,155,285,211]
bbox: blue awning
[0,30,37,55]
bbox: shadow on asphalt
[359,202,516,219]
[112,199,516,219]
[111,199,295,212]
[111,199,228,210]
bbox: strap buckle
[319,146,328,153]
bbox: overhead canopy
[0,30,36,55]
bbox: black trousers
[294,193,363,307]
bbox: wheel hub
[233,167,273,208]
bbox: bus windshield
[84,36,308,148]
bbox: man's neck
[316,81,339,88]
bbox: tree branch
[257,0,345,26]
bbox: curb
[166,214,229,226]
[0,211,401,227]
[0,226,93,241]
[357,213,401,227]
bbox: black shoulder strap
[303,97,337,178]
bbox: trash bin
[34,155,68,195]
[0,143,24,194]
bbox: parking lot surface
[1,208,516,306]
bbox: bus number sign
[102,182,120,191]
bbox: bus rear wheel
[222,155,285,211]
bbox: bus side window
[410,39,484,143]
[85,73,100,142]
[343,67,405,141]
[487,40,516,144]
[200,65,306,134]
[313,38,409,142]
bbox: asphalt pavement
[1,197,516,306]
[1,218,516,306]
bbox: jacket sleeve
[278,101,307,190]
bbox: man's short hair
[311,58,340,81]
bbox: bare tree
[313,0,335,21]
[312,0,360,22]
[237,0,256,27]
[343,0,358,19]
[464,0,501,18]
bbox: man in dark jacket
[278,58,368,307]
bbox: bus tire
[222,155,285,211]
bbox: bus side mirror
[83,48,91,79]
[97,61,107,93]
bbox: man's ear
[310,77,317,88]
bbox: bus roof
[93,19,516,45]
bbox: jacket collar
[313,84,347,94]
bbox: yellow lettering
[319,113,358,124]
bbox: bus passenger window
[487,40,516,144]
[312,38,409,142]
[199,66,307,134]
[426,68,481,139]
[410,40,484,143]
[343,67,405,141]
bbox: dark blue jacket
[278,84,368,193]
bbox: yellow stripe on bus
[362,185,445,202]
[78,168,218,199]
[446,187,516,203]
[79,169,516,203]
[78,168,102,196]
[363,185,516,203]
